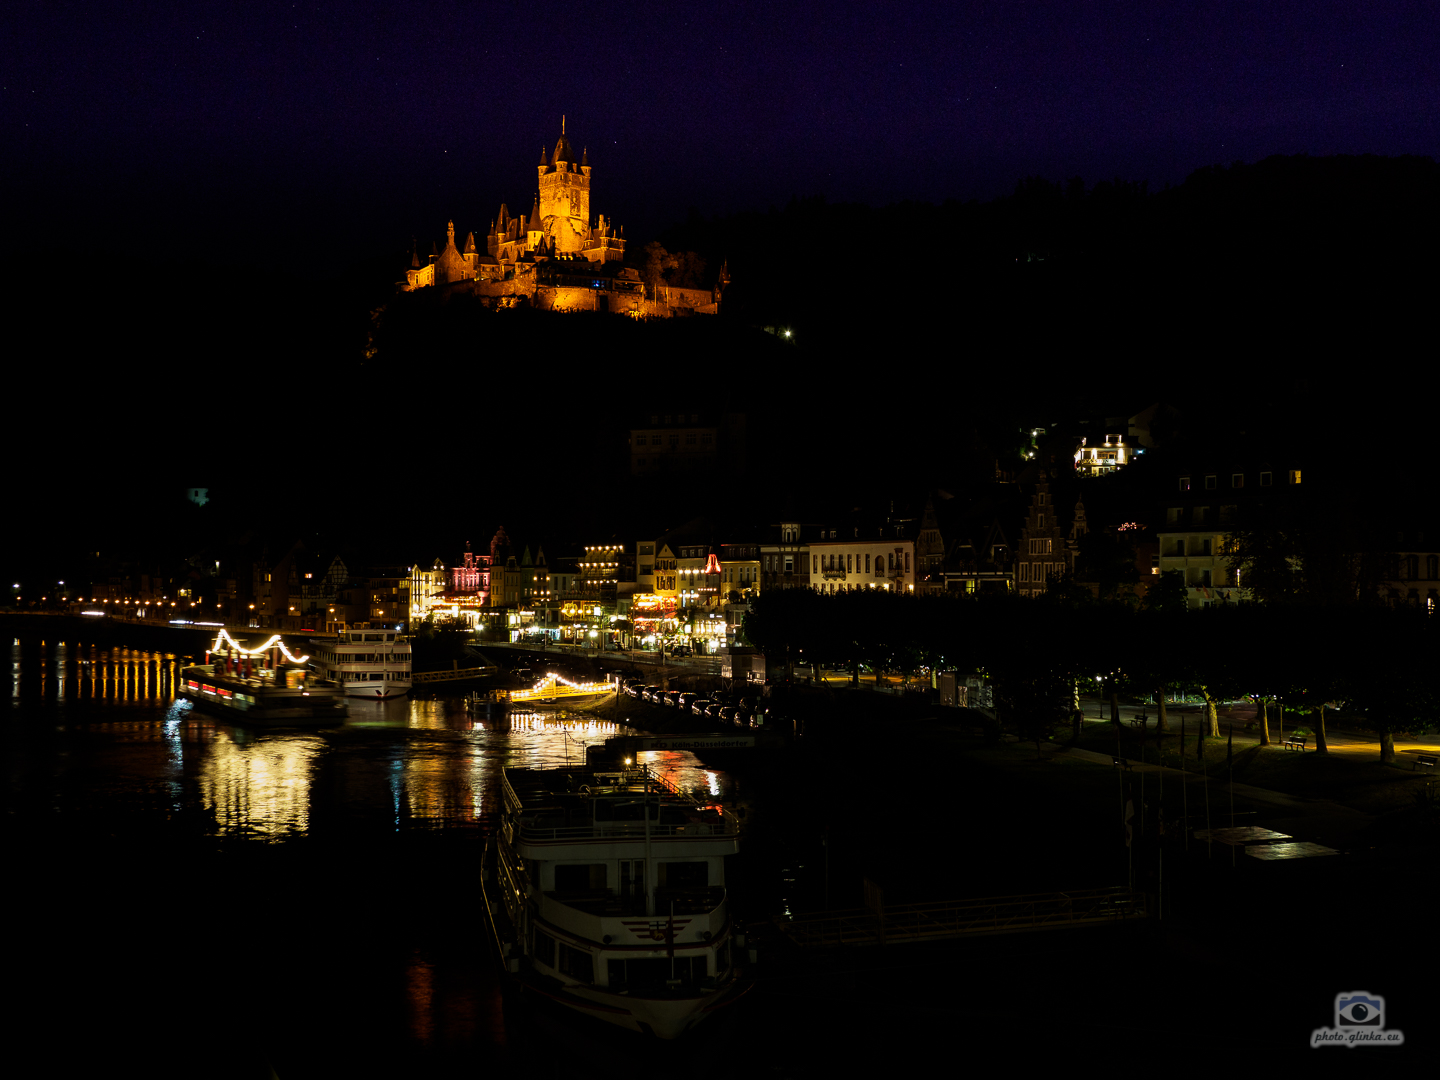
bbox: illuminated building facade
[1014,473,1083,598]
[409,559,446,625]
[760,522,812,591]
[1074,433,1138,477]
[719,542,761,602]
[808,535,915,594]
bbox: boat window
[558,943,594,983]
[554,863,608,890]
[658,861,708,887]
[533,928,556,969]
[608,957,670,990]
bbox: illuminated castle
[402,123,722,317]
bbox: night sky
[7,2,1438,267]
[4,3,1438,579]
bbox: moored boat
[481,763,751,1038]
[179,631,348,725]
[310,626,412,699]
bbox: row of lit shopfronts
[477,592,740,653]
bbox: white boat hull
[342,678,412,699]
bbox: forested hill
[654,153,1438,355]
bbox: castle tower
[537,121,590,254]
[527,194,543,251]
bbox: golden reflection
[637,750,730,804]
[407,952,435,1046]
[197,732,321,838]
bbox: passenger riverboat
[481,763,751,1038]
[310,625,412,699]
[179,631,348,725]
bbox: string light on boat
[210,629,311,664]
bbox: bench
[1415,754,1437,772]
[1285,735,1308,752]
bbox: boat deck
[502,766,739,843]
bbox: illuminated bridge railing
[775,888,1147,947]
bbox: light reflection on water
[6,638,733,840]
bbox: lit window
[1179,477,1191,491]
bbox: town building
[760,522,812,592]
[628,412,746,477]
[807,515,917,594]
[1073,433,1140,477]
[1155,462,1300,609]
[1013,471,1085,597]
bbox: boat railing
[518,817,738,842]
[503,764,693,811]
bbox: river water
[6,636,823,1079]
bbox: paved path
[1077,694,1440,762]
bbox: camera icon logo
[1336,993,1384,1027]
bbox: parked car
[690,698,713,716]
[642,686,662,703]
[625,683,642,698]
[704,702,725,719]
[718,706,737,724]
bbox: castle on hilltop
[402,123,725,317]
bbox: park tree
[1132,571,1190,733]
[1337,606,1440,763]
[1223,486,1388,606]
[741,588,820,682]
